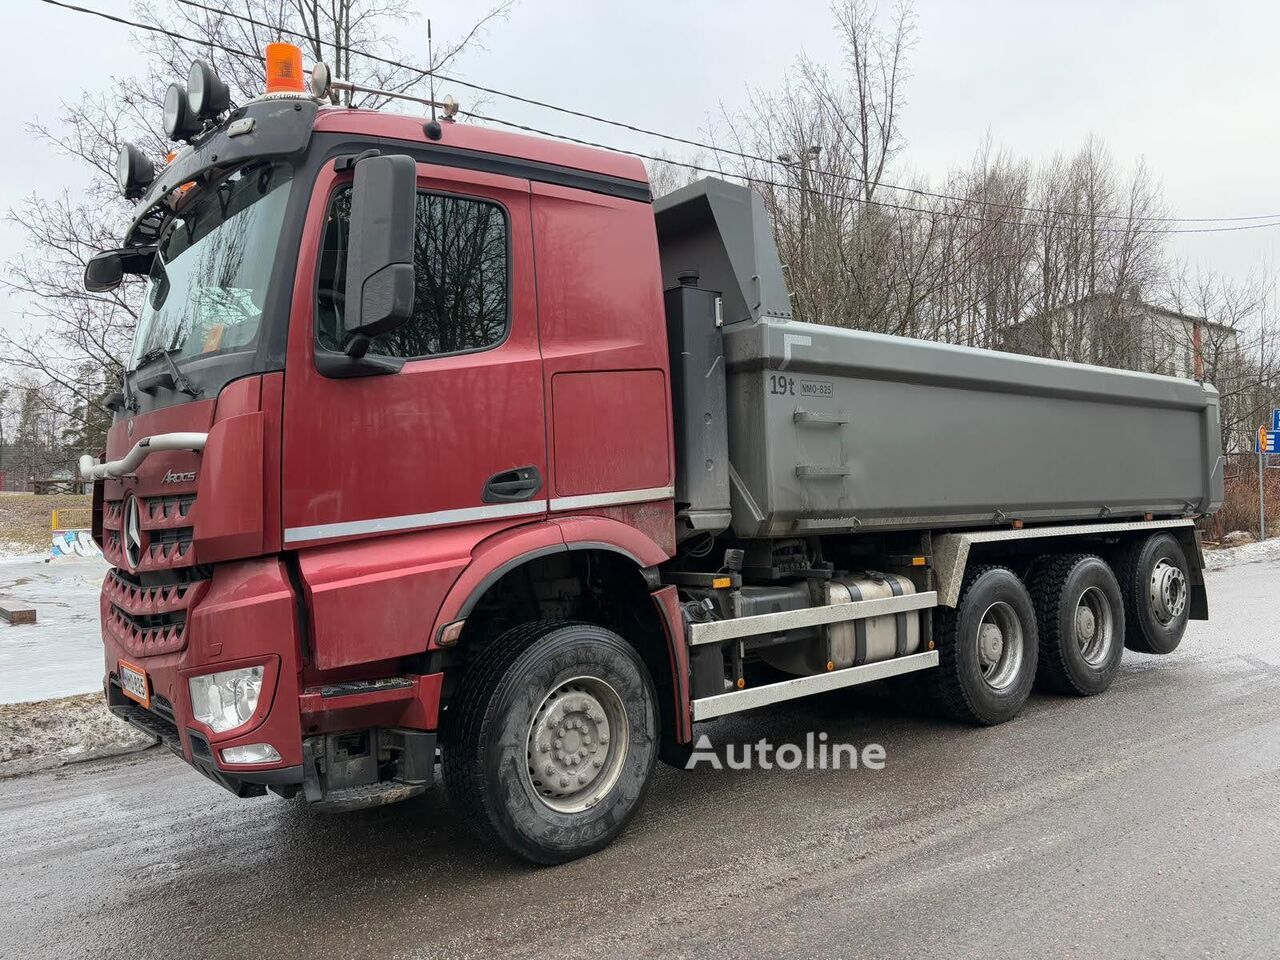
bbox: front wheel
[442,620,658,864]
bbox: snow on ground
[1202,537,1280,572]
[0,553,156,776]
[0,553,110,705]
[0,693,155,778]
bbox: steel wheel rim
[525,676,629,814]
[976,601,1024,691]
[1074,585,1114,666]
[1149,559,1187,625]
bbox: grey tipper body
[655,178,1225,542]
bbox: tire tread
[441,619,571,851]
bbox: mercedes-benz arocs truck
[80,46,1223,863]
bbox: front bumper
[102,556,306,790]
[105,676,305,797]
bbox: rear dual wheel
[1028,555,1125,696]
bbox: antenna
[427,18,437,122]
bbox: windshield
[130,161,293,370]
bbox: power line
[461,108,1280,236]
[33,0,1280,236]
[38,0,261,65]
[170,0,1280,227]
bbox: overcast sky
[3,0,1279,334]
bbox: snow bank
[0,692,156,778]
[1202,537,1280,572]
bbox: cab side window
[316,187,509,358]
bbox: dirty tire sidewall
[471,623,657,864]
[936,566,1038,726]
[1119,534,1190,655]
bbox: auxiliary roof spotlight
[116,142,155,200]
[187,60,230,119]
[163,82,202,141]
[310,61,332,100]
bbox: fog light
[221,743,281,765]
[189,665,265,733]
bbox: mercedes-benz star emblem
[123,495,143,571]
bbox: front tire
[442,620,658,865]
[1115,533,1191,655]
[934,566,1038,725]
[1028,554,1125,696]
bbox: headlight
[188,665,265,733]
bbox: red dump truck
[81,46,1223,863]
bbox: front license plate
[118,659,150,708]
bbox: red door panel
[281,161,545,666]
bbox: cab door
[280,159,546,668]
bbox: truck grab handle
[79,432,209,481]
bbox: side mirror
[343,154,417,348]
[84,245,156,293]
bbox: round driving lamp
[187,60,230,119]
[163,82,202,141]
[116,142,155,199]
[310,61,332,100]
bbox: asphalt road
[2,557,1278,960]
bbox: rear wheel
[934,566,1038,725]
[1115,533,1191,654]
[1028,554,1125,696]
[442,620,658,864]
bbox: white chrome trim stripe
[283,499,548,544]
[692,650,940,721]
[549,486,674,512]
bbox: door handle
[483,466,543,503]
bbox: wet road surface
[2,558,1278,959]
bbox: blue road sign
[1259,429,1280,454]
[1273,409,1280,432]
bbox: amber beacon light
[265,42,306,93]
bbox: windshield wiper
[133,347,201,398]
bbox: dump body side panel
[722,318,1224,537]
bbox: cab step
[308,780,427,813]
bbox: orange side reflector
[911,556,927,567]
[265,42,305,93]
[711,576,732,589]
